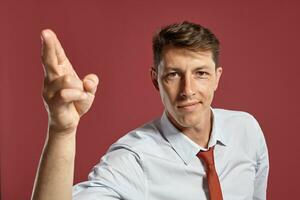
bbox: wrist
[48,125,78,138]
[46,126,77,160]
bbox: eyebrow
[193,66,211,70]
[164,65,211,71]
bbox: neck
[168,109,213,148]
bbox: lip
[177,101,200,111]
[177,101,200,108]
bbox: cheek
[195,80,216,98]
[161,84,179,103]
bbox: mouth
[177,101,200,111]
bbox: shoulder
[213,108,264,144]
[107,117,166,155]
[213,108,268,168]
[213,108,261,129]
[87,120,163,179]
[213,108,256,121]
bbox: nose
[180,74,196,98]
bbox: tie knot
[196,146,215,166]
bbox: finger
[41,29,59,79]
[44,75,84,100]
[74,90,96,117]
[51,30,80,79]
[54,88,88,104]
[41,29,78,82]
[83,74,99,95]
[51,31,68,65]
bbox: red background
[1,0,300,199]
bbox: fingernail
[82,92,88,99]
[85,80,94,87]
[41,30,51,40]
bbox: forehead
[160,47,215,70]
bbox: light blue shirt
[73,108,269,200]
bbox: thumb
[83,74,99,95]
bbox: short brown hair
[152,21,220,70]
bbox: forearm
[31,127,77,200]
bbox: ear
[214,67,223,91]
[150,67,159,91]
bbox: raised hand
[31,30,100,200]
[41,29,99,134]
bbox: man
[32,21,269,200]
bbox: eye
[165,72,179,79]
[195,71,208,78]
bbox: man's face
[151,47,222,129]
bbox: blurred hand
[41,29,99,135]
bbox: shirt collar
[159,108,227,165]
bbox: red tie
[197,146,223,200]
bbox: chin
[179,116,200,127]
[174,112,201,128]
[167,106,206,128]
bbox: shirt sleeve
[72,145,146,200]
[252,117,269,200]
